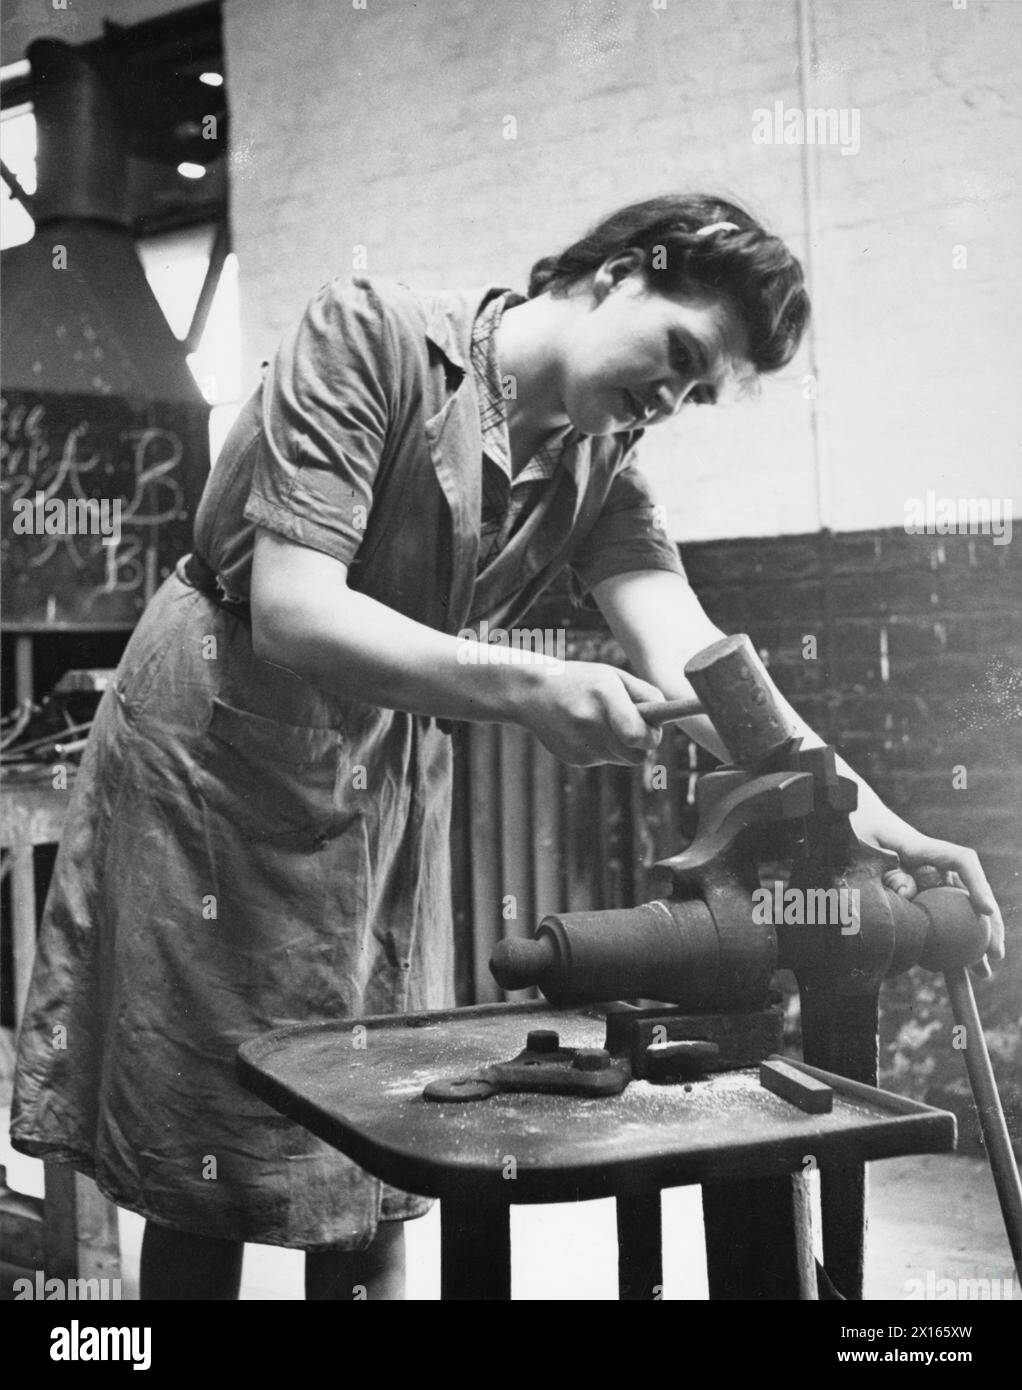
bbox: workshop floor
[2,1110,1017,1299]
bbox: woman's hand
[518,662,664,767]
[853,803,1005,966]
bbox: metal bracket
[423,1029,629,1102]
[423,1008,786,1102]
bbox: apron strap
[177,552,252,623]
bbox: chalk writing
[1,390,204,626]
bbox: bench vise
[489,634,1020,1294]
[490,738,989,1017]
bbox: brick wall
[678,525,1022,1134]
[523,525,1021,930]
[681,529,1022,894]
[679,524,1021,1132]
[505,528,1022,1137]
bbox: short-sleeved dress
[11,276,686,1249]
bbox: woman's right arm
[250,529,663,768]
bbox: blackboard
[1,389,209,629]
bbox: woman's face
[556,260,752,436]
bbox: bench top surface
[237,1001,954,1202]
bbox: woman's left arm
[592,567,1005,961]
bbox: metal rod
[796,0,831,531]
[468,723,503,1003]
[11,847,37,1029]
[1,720,93,759]
[15,636,33,706]
[0,702,33,750]
[499,722,535,1001]
[531,738,562,944]
[945,966,1022,1280]
[1,157,35,215]
[184,217,230,354]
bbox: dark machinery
[490,633,1022,1297]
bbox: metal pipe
[1,719,94,759]
[28,40,129,228]
[944,967,1022,1281]
[468,723,504,1003]
[184,218,230,353]
[795,0,830,531]
[1,158,35,215]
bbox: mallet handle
[635,696,704,727]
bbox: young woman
[12,194,1003,1300]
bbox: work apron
[11,556,452,1248]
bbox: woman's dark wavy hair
[528,194,810,374]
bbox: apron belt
[176,552,252,623]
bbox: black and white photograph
[1,0,1019,1352]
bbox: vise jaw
[490,734,988,1014]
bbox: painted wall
[221,0,1021,542]
[2,0,186,54]
[6,0,1019,542]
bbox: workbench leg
[798,983,879,1300]
[617,1192,663,1300]
[701,1173,818,1300]
[818,1165,867,1300]
[440,1195,511,1300]
[43,1161,121,1285]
